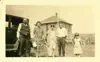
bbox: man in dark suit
[17,18,32,57]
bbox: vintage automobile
[6,14,25,57]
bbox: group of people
[17,18,83,57]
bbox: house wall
[67,24,73,41]
[41,22,72,41]
[64,23,72,41]
[41,24,47,36]
[41,23,57,35]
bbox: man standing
[56,21,67,57]
[17,18,31,57]
[33,21,44,57]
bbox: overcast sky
[6,5,94,34]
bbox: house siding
[41,22,72,42]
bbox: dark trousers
[19,35,30,57]
[57,37,66,56]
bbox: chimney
[55,13,59,22]
[55,13,58,17]
[56,13,59,28]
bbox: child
[47,25,57,57]
[73,33,83,57]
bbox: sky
[6,5,94,34]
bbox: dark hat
[35,21,41,26]
[74,33,79,36]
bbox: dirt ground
[30,44,95,57]
[65,44,95,57]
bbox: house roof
[41,15,72,25]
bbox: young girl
[73,33,83,57]
[47,25,57,57]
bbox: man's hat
[74,33,79,36]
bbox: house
[40,13,73,41]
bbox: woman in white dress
[73,33,83,57]
[47,25,57,57]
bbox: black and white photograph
[6,5,95,57]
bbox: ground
[6,44,95,57]
[65,44,95,57]
[32,44,95,57]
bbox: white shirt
[17,23,22,38]
[56,27,67,37]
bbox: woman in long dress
[73,33,83,57]
[33,21,44,57]
[47,25,57,57]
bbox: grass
[65,44,95,57]
[30,33,95,57]
[30,44,95,57]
